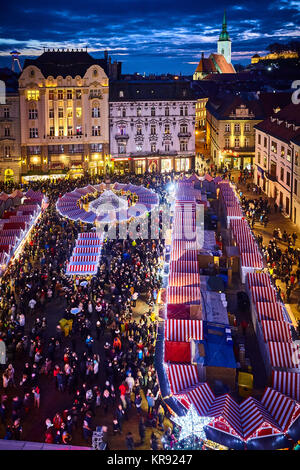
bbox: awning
[272,371,300,402]
[165,319,203,342]
[167,364,199,394]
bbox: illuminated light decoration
[171,404,212,442]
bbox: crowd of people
[0,171,176,449]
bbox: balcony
[178,132,191,138]
[223,146,255,153]
[47,134,83,140]
[265,172,277,182]
[115,134,129,140]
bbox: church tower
[217,10,231,64]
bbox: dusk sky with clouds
[0,0,300,74]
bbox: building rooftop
[255,102,300,143]
[109,80,196,102]
[23,50,109,78]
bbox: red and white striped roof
[272,371,300,402]
[256,302,285,322]
[167,286,201,304]
[250,286,277,304]
[170,240,198,261]
[73,246,102,254]
[247,272,272,288]
[261,387,300,432]
[69,255,99,263]
[207,394,243,438]
[183,383,215,416]
[268,342,300,369]
[168,271,201,287]
[78,232,102,239]
[261,320,292,343]
[240,397,282,440]
[167,364,199,394]
[169,260,199,273]
[165,319,203,342]
[240,252,263,268]
[66,264,98,274]
[77,239,103,246]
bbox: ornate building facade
[109,81,196,174]
[18,50,115,180]
[0,69,21,183]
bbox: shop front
[175,157,191,172]
[148,159,159,173]
[134,159,146,175]
[220,151,254,170]
[112,158,131,175]
[161,158,173,173]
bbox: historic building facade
[254,103,300,227]
[18,50,114,180]
[109,81,196,174]
[0,70,21,183]
[206,95,262,170]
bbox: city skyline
[0,0,300,74]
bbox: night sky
[0,0,299,74]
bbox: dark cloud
[0,0,299,73]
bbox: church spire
[219,9,230,41]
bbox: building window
[180,124,188,134]
[76,90,82,99]
[258,133,261,145]
[3,108,9,118]
[119,90,124,98]
[151,143,156,152]
[180,106,184,116]
[29,109,38,120]
[4,146,10,157]
[49,127,54,136]
[263,156,267,167]
[185,106,188,116]
[257,152,261,164]
[58,126,64,136]
[264,137,267,147]
[287,149,291,162]
[150,125,156,135]
[244,137,249,148]
[225,123,230,132]
[165,143,170,152]
[92,126,101,136]
[286,171,291,186]
[67,126,73,136]
[76,126,82,135]
[165,107,169,116]
[58,107,64,118]
[234,123,240,133]
[280,167,284,181]
[29,128,38,138]
[49,90,54,100]
[67,108,72,118]
[118,144,126,154]
[122,108,126,117]
[136,125,142,136]
[90,143,103,152]
[67,89,72,100]
[295,152,299,166]
[4,127,10,137]
[137,107,142,117]
[27,90,40,100]
[165,124,170,134]
[76,108,82,118]
[244,123,251,132]
[294,179,298,196]
[136,144,142,152]
[234,138,240,148]
[180,142,188,151]
[225,138,230,148]
[58,90,63,100]
[271,141,277,153]
[281,146,285,157]
[151,107,155,117]
[49,108,54,118]
[92,107,100,118]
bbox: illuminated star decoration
[171,405,212,442]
